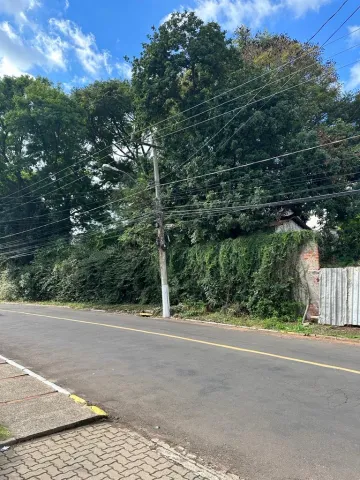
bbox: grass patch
[0,425,10,441]
[179,311,360,340]
[3,300,360,341]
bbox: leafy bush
[1,231,313,318]
[168,231,312,317]
[0,269,19,301]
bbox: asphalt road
[1,304,360,480]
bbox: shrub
[2,231,313,318]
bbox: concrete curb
[0,438,16,449]
[2,418,105,447]
[0,353,108,445]
[0,354,72,396]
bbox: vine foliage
[0,231,314,318]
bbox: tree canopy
[0,11,359,266]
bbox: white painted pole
[152,137,170,318]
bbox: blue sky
[0,0,359,91]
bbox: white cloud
[347,62,360,90]
[33,32,68,70]
[116,62,132,80]
[283,0,330,17]
[348,25,360,45]
[0,57,28,77]
[0,11,116,79]
[0,24,41,76]
[165,0,331,31]
[65,0,70,11]
[0,18,68,77]
[196,0,280,29]
[0,21,22,43]
[0,0,41,23]
[50,19,111,76]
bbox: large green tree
[0,76,108,259]
[132,13,360,242]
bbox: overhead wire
[154,60,359,142]
[157,4,360,180]
[165,179,360,213]
[155,54,358,187]
[154,42,360,138]
[160,134,360,188]
[1,2,358,250]
[0,211,155,257]
[1,10,357,215]
[3,133,358,248]
[142,0,352,136]
[308,0,349,42]
[163,167,360,205]
[321,4,360,45]
[165,189,360,218]
[0,184,154,242]
[2,6,358,209]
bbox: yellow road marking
[90,405,108,416]
[70,394,87,405]
[1,308,360,376]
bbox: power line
[155,59,357,143]
[156,5,359,180]
[142,1,355,138]
[160,134,360,188]
[0,211,155,256]
[165,188,360,218]
[155,42,360,138]
[2,9,358,211]
[2,9,357,209]
[322,4,360,45]
[327,25,360,45]
[2,133,357,245]
[164,168,360,206]
[0,185,154,242]
[165,164,360,199]
[165,181,360,214]
[1,4,357,248]
[308,0,349,42]
[0,227,134,261]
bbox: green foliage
[0,76,109,257]
[0,269,19,301]
[320,215,360,267]
[1,231,311,318]
[132,13,359,241]
[169,231,312,317]
[7,238,160,304]
[0,425,10,441]
[0,12,359,318]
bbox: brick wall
[297,240,320,318]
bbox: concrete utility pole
[152,139,170,318]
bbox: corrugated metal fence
[319,267,360,326]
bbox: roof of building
[270,213,311,230]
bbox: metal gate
[319,267,360,326]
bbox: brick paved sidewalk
[0,423,239,480]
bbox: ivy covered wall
[0,231,315,318]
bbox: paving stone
[1,423,239,480]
